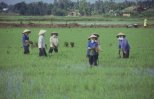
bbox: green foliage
[139,8,154,17]
[0,0,154,17]
[0,2,8,10]
[0,28,154,99]
[1,15,154,24]
[79,0,88,16]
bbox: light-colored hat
[92,33,99,37]
[116,32,126,37]
[51,32,58,36]
[23,29,31,34]
[38,30,46,35]
[89,34,97,38]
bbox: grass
[0,28,154,99]
[0,20,148,25]
[0,15,154,24]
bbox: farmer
[116,32,130,58]
[49,32,59,54]
[92,33,101,64]
[38,29,47,56]
[22,29,33,54]
[87,34,99,66]
[144,18,147,28]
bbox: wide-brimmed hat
[116,32,126,38]
[23,29,31,34]
[51,32,58,36]
[89,34,97,38]
[93,33,99,37]
[38,30,46,35]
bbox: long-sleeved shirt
[87,41,98,56]
[22,34,29,48]
[119,38,130,51]
[50,36,58,47]
[38,35,45,48]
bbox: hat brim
[89,36,97,38]
[116,35,126,38]
[39,30,46,35]
[39,32,45,35]
[23,31,31,34]
[51,32,58,36]
[93,33,99,37]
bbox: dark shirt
[119,38,130,51]
[87,41,98,56]
[22,34,29,48]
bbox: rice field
[0,15,154,25]
[0,27,154,99]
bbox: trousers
[88,55,98,66]
[39,48,47,56]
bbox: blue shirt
[87,41,98,56]
[119,38,130,51]
[22,34,29,48]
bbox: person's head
[93,33,99,40]
[23,29,31,35]
[89,34,97,43]
[51,32,58,37]
[116,32,126,40]
[38,30,46,36]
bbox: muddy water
[0,70,44,99]
[133,67,154,76]
[1,67,154,98]
[6,71,23,99]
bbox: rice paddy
[0,27,154,99]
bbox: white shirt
[50,35,58,47]
[144,19,147,26]
[38,35,45,48]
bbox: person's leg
[27,47,30,54]
[93,55,98,66]
[39,48,42,56]
[123,51,127,58]
[24,47,30,54]
[43,48,47,56]
[95,53,98,60]
[89,55,93,66]
[123,50,129,58]
[24,48,27,54]
[95,53,99,65]
[49,47,53,53]
[91,55,96,66]
[54,47,58,53]
[126,50,129,58]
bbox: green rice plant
[0,28,154,99]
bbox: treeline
[0,0,154,16]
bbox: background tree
[79,0,88,16]
[13,2,27,15]
[0,0,153,17]
[0,2,8,11]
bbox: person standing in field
[49,32,59,54]
[93,33,101,63]
[22,29,32,54]
[87,34,99,66]
[117,32,130,58]
[38,29,47,56]
[144,18,147,28]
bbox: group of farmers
[86,32,130,67]
[22,29,130,67]
[22,29,58,56]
